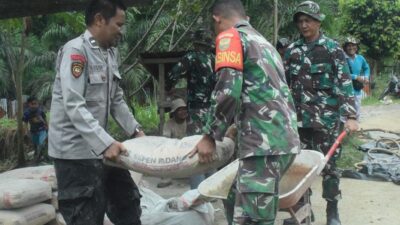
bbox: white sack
[0,165,57,190]
[47,213,65,225]
[0,179,52,209]
[106,136,235,178]
[0,203,55,225]
[51,192,58,210]
[140,187,214,225]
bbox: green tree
[341,0,400,73]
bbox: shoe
[157,179,172,188]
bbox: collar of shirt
[294,33,328,47]
[234,20,251,29]
[345,53,357,60]
[84,30,100,49]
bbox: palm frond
[26,71,55,101]
[27,51,57,69]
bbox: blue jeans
[31,130,47,160]
[189,170,215,189]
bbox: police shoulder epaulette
[215,28,243,72]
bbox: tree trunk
[16,18,28,167]
[6,98,13,118]
[273,0,278,47]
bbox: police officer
[48,0,144,224]
[284,1,358,225]
[167,29,217,189]
[191,0,301,224]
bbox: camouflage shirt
[284,34,356,129]
[167,51,216,111]
[203,21,300,158]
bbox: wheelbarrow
[198,130,348,225]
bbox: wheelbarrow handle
[325,130,348,161]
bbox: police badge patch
[70,54,86,78]
[71,62,84,78]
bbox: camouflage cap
[191,29,213,47]
[293,1,326,22]
[344,36,358,45]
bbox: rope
[354,129,400,170]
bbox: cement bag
[51,192,58,210]
[0,179,52,209]
[130,171,143,184]
[0,203,55,225]
[140,187,214,225]
[104,215,114,225]
[47,213,65,225]
[0,165,57,190]
[107,136,235,178]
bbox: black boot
[326,200,341,225]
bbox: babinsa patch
[215,28,243,71]
[70,54,86,78]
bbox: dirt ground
[141,103,400,225]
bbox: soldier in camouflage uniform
[167,29,217,189]
[191,0,301,224]
[284,1,359,225]
[167,29,217,136]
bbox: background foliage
[0,0,399,167]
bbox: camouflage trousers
[298,125,342,201]
[223,154,296,225]
[54,159,142,225]
[187,108,208,135]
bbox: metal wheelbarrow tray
[278,130,347,224]
[198,131,348,225]
[277,150,324,225]
[278,150,324,208]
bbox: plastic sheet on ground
[358,150,400,184]
[140,187,214,225]
[342,130,400,184]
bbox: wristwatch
[133,126,143,137]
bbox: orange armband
[215,28,243,72]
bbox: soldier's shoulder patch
[70,54,86,78]
[215,28,243,72]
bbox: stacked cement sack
[0,175,55,225]
[0,165,70,225]
[0,165,57,190]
